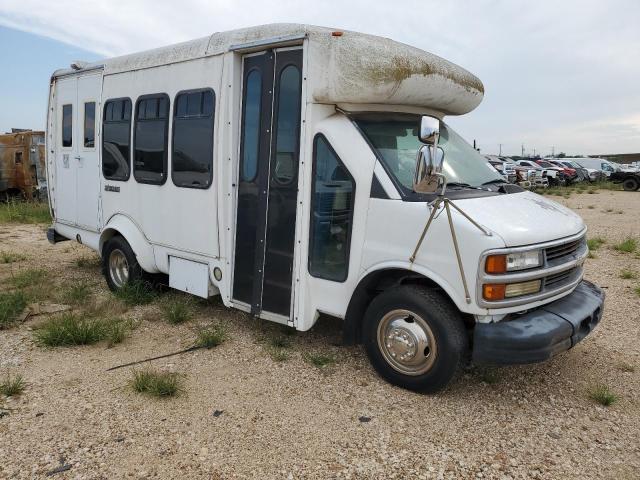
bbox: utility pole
[551,146,555,157]
[533,148,536,158]
[521,144,524,157]
[499,143,503,156]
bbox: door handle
[74,155,81,160]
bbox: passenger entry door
[233,48,303,318]
[54,76,77,225]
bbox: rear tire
[102,236,143,292]
[622,177,639,191]
[363,286,468,393]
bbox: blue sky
[0,0,639,156]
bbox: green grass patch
[587,237,605,251]
[588,384,618,406]
[268,347,291,362]
[161,296,193,324]
[619,269,638,280]
[33,313,129,347]
[0,201,51,224]
[131,369,182,398]
[0,291,28,329]
[10,268,47,288]
[303,352,337,369]
[635,286,640,298]
[63,282,91,304]
[0,251,27,264]
[76,255,101,269]
[113,280,157,306]
[0,374,25,397]
[612,237,638,254]
[195,325,228,349]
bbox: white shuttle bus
[46,24,604,392]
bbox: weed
[113,280,157,306]
[613,237,637,254]
[195,325,228,349]
[587,205,595,209]
[161,296,193,324]
[105,320,130,347]
[10,268,47,288]
[0,291,27,329]
[131,369,182,398]
[604,208,613,213]
[619,269,637,280]
[617,362,635,373]
[587,189,597,194]
[0,201,51,224]
[635,286,640,298]
[0,251,26,264]
[63,282,91,304]
[587,237,605,251]
[616,210,624,215]
[588,384,618,406]
[268,347,291,362]
[0,374,25,397]
[269,335,292,349]
[303,352,337,368]
[587,251,596,259]
[478,367,500,384]
[34,313,106,347]
[76,255,101,269]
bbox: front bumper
[472,280,604,365]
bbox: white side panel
[53,77,77,225]
[100,56,223,263]
[169,256,210,298]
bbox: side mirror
[413,116,443,193]
[413,145,444,193]
[419,115,440,145]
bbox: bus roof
[52,23,484,115]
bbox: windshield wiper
[446,182,486,191]
[481,179,508,185]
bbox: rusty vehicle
[0,129,47,199]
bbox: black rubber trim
[472,280,604,365]
[370,174,390,199]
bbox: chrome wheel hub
[377,309,437,375]
[108,248,129,288]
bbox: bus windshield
[355,113,504,194]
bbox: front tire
[363,286,468,393]
[622,177,639,191]
[102,236,143,292]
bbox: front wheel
[622,177,639,191]
[363,286,468,393]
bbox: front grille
[545,236,585,262]
[544,268,576,288]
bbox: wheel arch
[343,266,470,345]
[99,214,159,273]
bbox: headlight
[483,279,542,301]
[485,250,542,273]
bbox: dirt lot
[1,190,639,479]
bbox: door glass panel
[241,69,261,182]
[134,94,169,185]
[103,98,132,180]
[309,135,355,282]
[62,104,73,147]
[273,65,301,184]
[84,102,95,148]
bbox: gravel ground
[1,190,639,479]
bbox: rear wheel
[622,177,639,191]
[363,286,468,393]
[102,236,143,292]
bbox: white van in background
[46,24,604,393]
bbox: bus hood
[454,191,585,247]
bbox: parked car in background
[534,159,567,185]
[610,161,640,173]
[574,157,618,178]
[514,160,549,188]
[553,160,590,182]
[485,155,516,183]
[547,160,578,184]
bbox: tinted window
[62,104,72,147]
[102,98,132,180]
[172,90,215,188]
[309,135,355,282]
[84,102,95,148]
[241,70,261,182]
[273,65,301,185]
[134,95,169,185]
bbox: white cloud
[1,0,639,154]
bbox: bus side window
[102,98,132,181]
[134,94,169,185]
[172,89,215,188]
[308,134,356,282]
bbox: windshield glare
[355,114,504,192]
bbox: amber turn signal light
[485,254,507,274]
[483,283,506,301]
